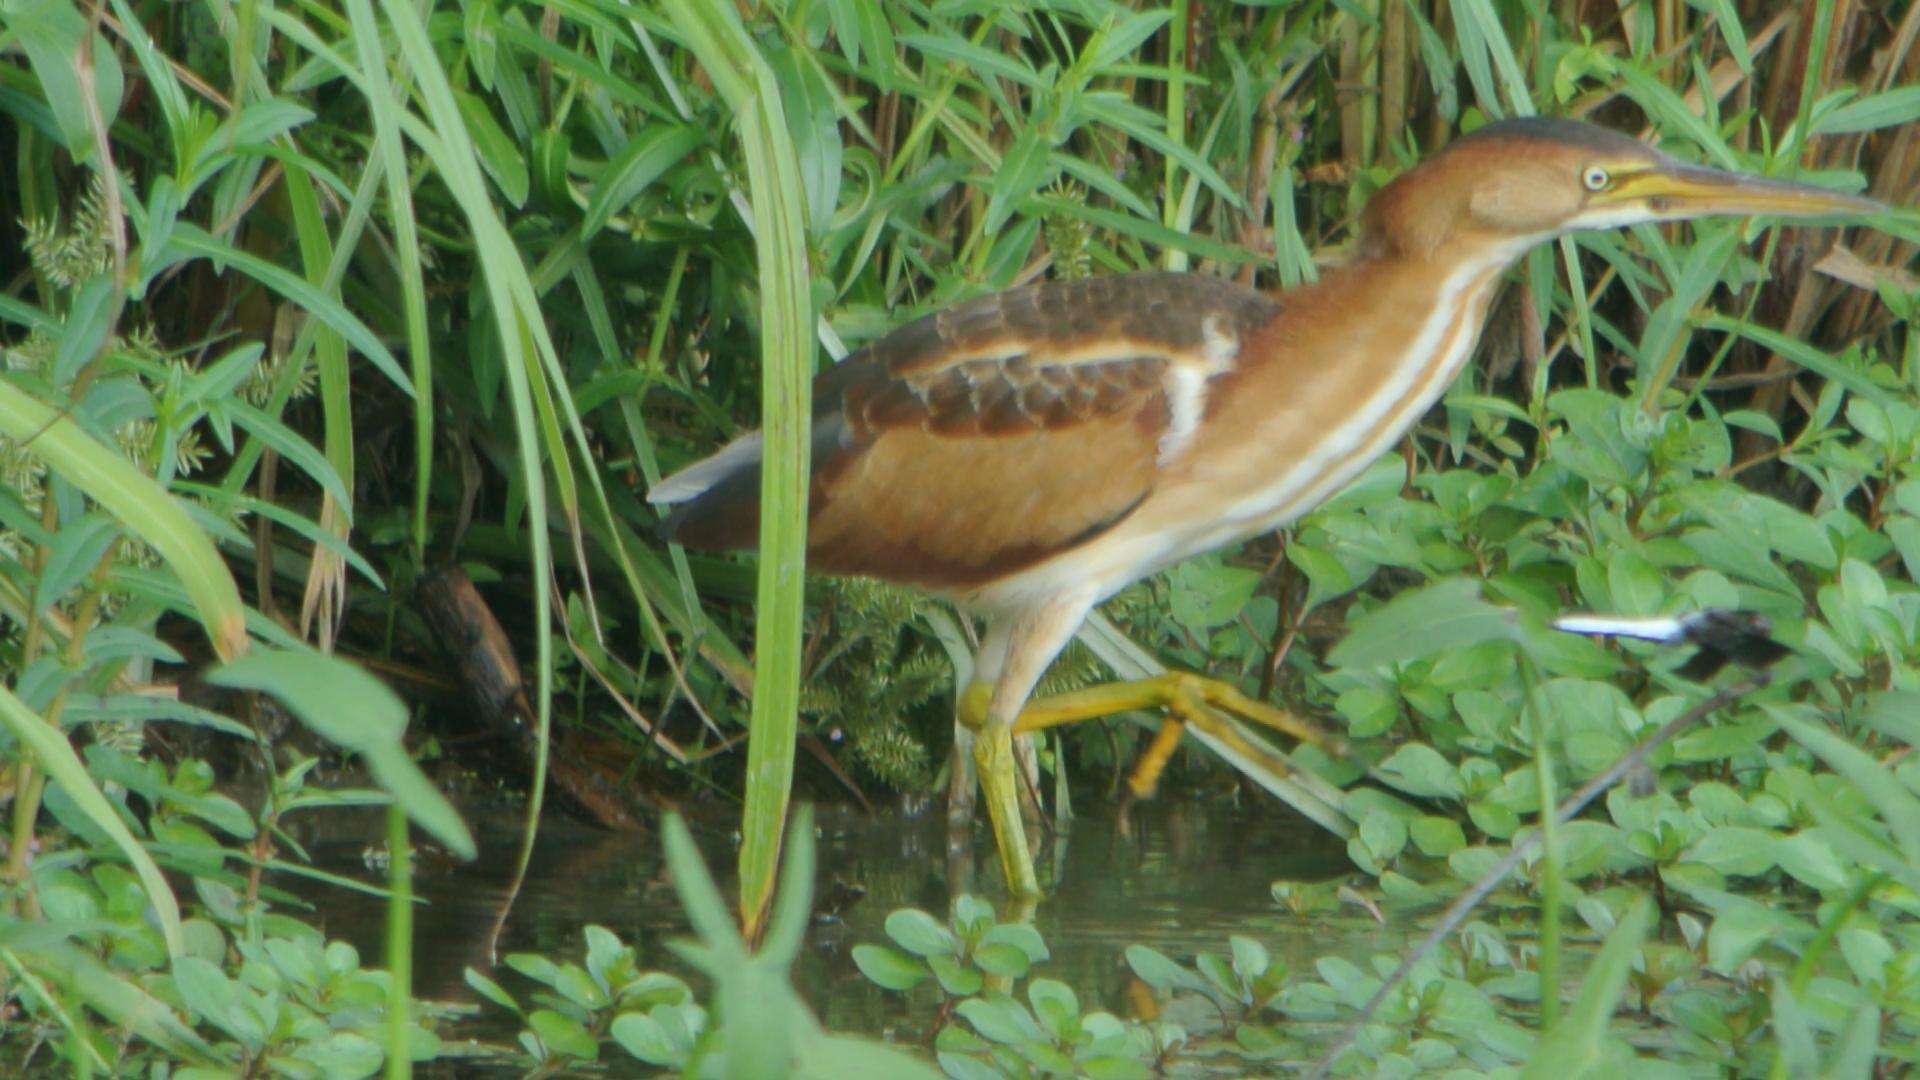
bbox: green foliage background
[1,0,1920,1072]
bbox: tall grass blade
[341,5,434,561]
[1162,0,1189,272]
[664,0,815,941]
[1452,0,1534,118]
[0,947,110,1072]
[365,0,562,952]
[384,803,413,1080]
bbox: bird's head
[1361,117,1885,259]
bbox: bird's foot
[1011,671,1355,838]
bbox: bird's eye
[1581,165,1612,192]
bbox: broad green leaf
[956,996,1045,1045]
[52,275,116,384]
[1330,578,1517,667]
[1605,551,1664,615]
[206,649,475,858]
[4,0,124,156]
[984,127,1055,233]
[529,1008,598,1060]
[1410,815,1468,857]
[171,956,241,1037]
[1028,978,1079,1040]
[884,908,958,958]
[972,943,1031,978]
[977,922,1049,965]
[1354,809,1409,866]
[1768,703,1920,868]
[610,1013,679,1067]
[465,967,520,1014]
[852,944,927,991]
[927,953,985,995]
[1378,745,1465,799]
[299,1032,383,1076]
[1229,936,1270,983]
[1684,827,1777,877]
[33,512,119,614]
[1125,944,1206,995]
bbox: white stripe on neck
[1220,244,1522,534]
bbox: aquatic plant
[857,895,1178,1078]
[1,0,1918,1074]
[471,809,939,1078]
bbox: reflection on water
[299,797,1380,1044]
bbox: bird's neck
[1324,233,1530,361]
[1348,229,1531,288]
[1182,232,1527,534]
[1324,231,1529,399]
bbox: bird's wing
[841,272,1276,440]
[659,272,1283,590]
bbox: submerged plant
[800,579,951,791]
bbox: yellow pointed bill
[1606,162,1887,220]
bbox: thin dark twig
[1305,671,1772,1079]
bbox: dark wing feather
[659,272,1282,589]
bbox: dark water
[298,797,1382,1045]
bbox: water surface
[300,797,1381,1047]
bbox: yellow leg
[1011,672,1354,807]
[962,682,1040,899]
[1126,714,1188,800]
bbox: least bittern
[651,118,1886,898]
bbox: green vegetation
[469,810,938,1077]
[2,0,1919,1074]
